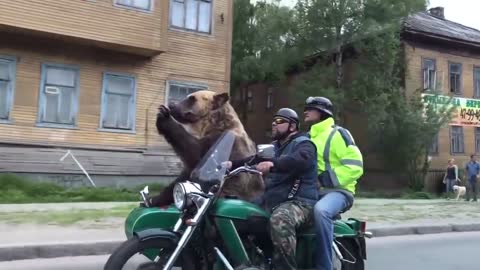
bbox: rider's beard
[272,129,290,141]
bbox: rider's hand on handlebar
[256,161,274,174]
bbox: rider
[225,108,319,270]
[303,97,364,270]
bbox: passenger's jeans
[313,192,351,270]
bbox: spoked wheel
[104,237,200,270]
[332,238,365,270]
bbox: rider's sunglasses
[272,118,289,126]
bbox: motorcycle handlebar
[227,165,262,177]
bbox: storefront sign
[422,93,480,127]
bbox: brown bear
[150,90,264,207]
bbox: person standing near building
[465,154,480,202]
[442,158,459,200]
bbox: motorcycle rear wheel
[104,237,199,270]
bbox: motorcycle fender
[359,236,367,260]
[336,235,367,260]
[134,228,179,244]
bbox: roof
[404,11,480,46]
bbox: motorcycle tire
[336,238,365,270]
[104,236,200,270]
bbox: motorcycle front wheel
[104,237,200,270]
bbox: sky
[252,0,480,30]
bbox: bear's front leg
[155,105,202,169]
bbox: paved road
[1,231,479,270]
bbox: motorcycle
[104,130,372,270]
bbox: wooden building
[0,0,233,187]
[232,7,480,190]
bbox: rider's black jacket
[230,132,316,174]
[230,132,319,211]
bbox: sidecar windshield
[190,130,235,192]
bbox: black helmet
[304,96,333,117]
[274,108,299,125]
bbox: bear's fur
[150,90,264,206]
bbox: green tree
[230,0,300,91]
[369,91,454,191]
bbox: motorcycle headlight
[173,183,187,210]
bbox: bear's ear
[212,92,229,110]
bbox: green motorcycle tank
[211,198,269,219]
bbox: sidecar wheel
[333,238,364,270]
[104,236,198,270]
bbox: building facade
[0,0,233,186]
[232,7,480,190]
[402,7,480,172]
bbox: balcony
[0,0,167,57]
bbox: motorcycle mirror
[140,186,151,207]
[257,144,275,159]
[142,185,149,195]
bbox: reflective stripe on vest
[321,126,363,188]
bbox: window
[0,56,16,121]
[474,67,480,97]
[115,0,152,11]
[170,0,213,34]
[167,81,208,103]
[38,64,79,126]
[449,62,462,94]
[266,88,273,109]
[247,89,253,111]
[476,128,480,153]
[450,126,464,154]
[100,73,136,131]
[429,133,439,154]
[422,58,436,91]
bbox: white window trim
[113,0,154,13]
[168,0,215,36]
[98,71,137,134]
[0,55,17,124]
[165,80,209,105]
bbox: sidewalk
[0,199,479,261]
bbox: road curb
[0,240,122,262]
[369,223,480,238]
[2,223,480,261]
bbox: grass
[0,173,166,204]
[0,205,136,226]
[356,190,439,200]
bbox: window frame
[429,132,439,155]
[247,89,253,112]
[475,127,480,153]
[266,87,273,109]
[0,55,17,124]
[98,72,137,134]
[165,80,209,105]
[448,61,462,95]
[421,57,437,91]
[113,0,153,12]
[474,66,480,98]
[169,0,214,35]
[450,126,465,154]
[36,63,80,129]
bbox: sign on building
[422,93,480,127]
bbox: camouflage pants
[270,200,313,270]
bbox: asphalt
[1,200,479,262]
